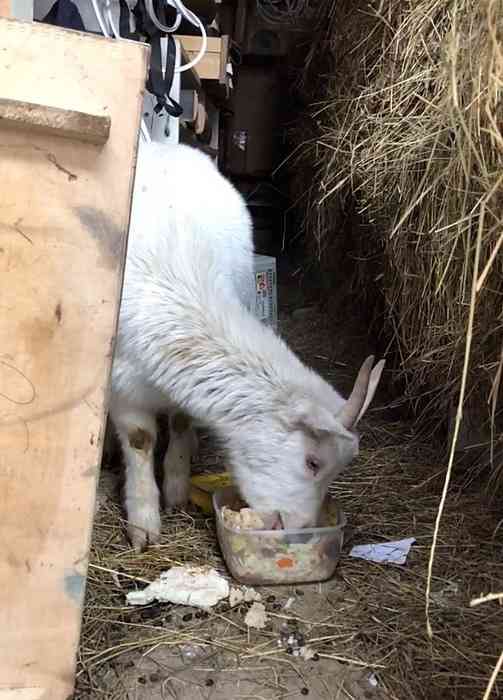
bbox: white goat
[110,140,384,550]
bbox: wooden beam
[0,98,111,145]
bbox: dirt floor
[74,265,503,700]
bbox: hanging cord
[90,0,208,134]
[93,0,207,72]
[144,0,181,32]
[91,0,110,35]
[144,0,207,72]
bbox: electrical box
[252,254,278,330]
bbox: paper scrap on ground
[126,565,229,608]
[349,538,415,565]
[300,646,316,660]
[229,586,262,607]
[244,601,268,629]
[368,672,379,687]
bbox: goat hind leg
[163,411,193,509]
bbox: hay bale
[289,0,503,474]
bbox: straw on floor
[75,311,503,700]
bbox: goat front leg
[163,411,195,509]
[112,408,161,551]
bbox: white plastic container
[213,486,346,585]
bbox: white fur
[110,141,361,550]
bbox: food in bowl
[214,486,346,585]
[221,505,266,530]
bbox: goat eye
[306,457,320,475]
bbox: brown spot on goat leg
[128,427,152,452]
[171,412,190,435]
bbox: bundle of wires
[90,0,207,140]
[91,0,206,71]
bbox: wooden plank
[177,34,222,54]
[178,34,230,82]
[219,34,230,84]
[187,50,221,80]
[179,43,201,90]
[0,18,148,700]
[0,97,111,145]
[180,89,199,122]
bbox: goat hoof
[128,524,161,552]
[163,479,190,510]
[126,505,161,551]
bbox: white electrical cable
[93,0,207,74]
[91,0,110,35]
[145,0,182,31]
[104,0,121,39]
[143,0,207,72]
[171,1,207,73]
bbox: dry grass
[287,0,503,477]
[75,425,503,699]
[75,311,503,700]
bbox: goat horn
[338,355,375,429]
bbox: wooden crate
[178,34,229,83]
[0,18,148,700]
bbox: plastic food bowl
[213,485,347,585]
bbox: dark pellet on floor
[137,676,146,685]
[205,678,214,686]
[301,687,309,695]
[182,613,193,622]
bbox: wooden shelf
[179,44,202,91]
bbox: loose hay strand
[425,138,486,639]
[483,650,503,700]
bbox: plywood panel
[0,18,149,700]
